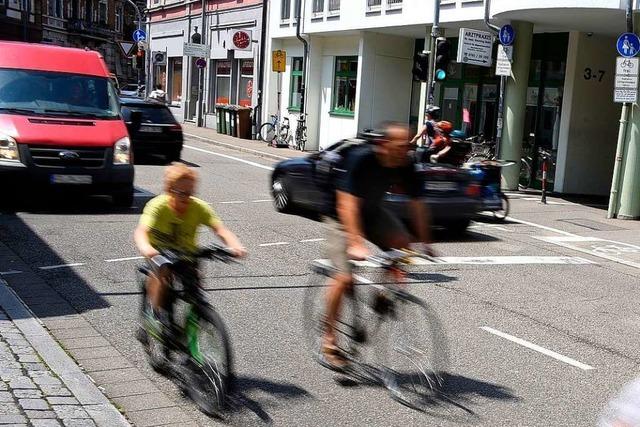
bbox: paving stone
[52,405,90,419]
[0,368,24,380]
[126,407,193,427]
[79,356,132,373]
[68,347,121,361]
[102,380,158,398]
[31,375,62,387]
[16,355,39,363]
[0,382,7,391]
[0,391,13,402]
[32,420,63,427]
[87,368,145,385]
[9,377,37,389]
[23,362,47,371]
[112,392,175,412]
[18,398,49,410]
[0,402,21,415]
[24,410,57,419]
[46,329,101,341]
[42,318,92,331]
[0,415,27,424]
[39,385,72,397]
[59,337,110,350]
[13,389,42,398]
[45,397,78,405]
[62,420,96,427]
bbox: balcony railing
[386,0,402,9]
[327,0,339,15]
[366,0,381,12]
[67,18,114,38]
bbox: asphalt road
[2,136,640,426]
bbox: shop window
[289,57,303,111]
[238,59,254,107]
[280,0,290,21]
[168,57,182,104]
[331,56,357,116]
[215,60,232,105]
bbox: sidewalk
[181,122,310,162]
[0,280,129,427]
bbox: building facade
[147,0,263,128]
[0,0,43,42]
[264,0,640,217]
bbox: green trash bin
[228,105,238,137]
[215,104,225,134]
[223,106,231,135]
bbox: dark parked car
[270,143,482,234]
[120,97,183,161]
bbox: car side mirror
[130,111,142,131]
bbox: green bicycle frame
[185,307,204,365]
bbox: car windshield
[0,68,120,119]
[121,105,175,123]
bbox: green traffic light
[435,69,447,81]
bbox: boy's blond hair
[164,162,197,193]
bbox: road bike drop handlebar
[161,244,238,266]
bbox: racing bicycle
[303,249,449,410]
[136,244,236,417]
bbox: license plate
[50,174,92,184]
[425,181,457,192]
[140,126,163,133]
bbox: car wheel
[445,219,471,236]
[113,187,134,207]
[271,174,292,213]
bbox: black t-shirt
[329,145,421,217]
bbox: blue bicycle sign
[132,29,147,43]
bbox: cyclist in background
[134,163,246,324]
[320,122,434,370]
[411,105,441,148]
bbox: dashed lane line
[251,199,272,203]
[258,242,289,247]
[480,326,594,371]
[314,255,595,268]
[300,238,325,243]
[0,271,23,276]
[38,263,85,270]
[105,256,145,263]
[219,201,246,204]
[184,145,275,171]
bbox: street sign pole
[426,0,440,106]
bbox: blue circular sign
[499,24,515,46]
[617,33,640,58]
[132,29,147,43]
[196,58,207,69]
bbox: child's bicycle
[302,249,449,410]
[136,244,236,417]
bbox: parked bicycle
[292,113,307,151]
[303,249,449,410]
[136,243,236,417]
[259,114,290,147]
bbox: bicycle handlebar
[161,243,237,265]
[365,249,440,267]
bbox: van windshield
[0,68,120,119]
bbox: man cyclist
[321,122,434,370]
[134,163,246,325]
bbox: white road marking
[252,199,272,203]
[105,256,144,263]
[184,145,275,171]
[537,236,640,269]
[38,263,84,271]
[0,270,23,276]
[480,326,594,371]
[219,201,245,204]
[184,132,290,160]
[521,197,575,205]
[300,238,325,243]
[314,256,594,267]
[502,215,576,237]
[258,242,289,247]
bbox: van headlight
[0,134,20,162]
[113,136,131,164]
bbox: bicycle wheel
[492,193,509,221]
[136,268,171,373]
[297,127,307,151]
[259,123,276,143]
[185,305,234,417]
[519,159,532,190]
[379,291,449,410]
[279,126,290,146]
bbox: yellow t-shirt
[139,194,221,255]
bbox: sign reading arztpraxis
[272,50,286,73]
[457,28,493,68]
[614,56,639,103]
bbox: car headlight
[0,134,20,162]
[113,136,131,164]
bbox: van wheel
[113,187,134,207]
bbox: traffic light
[412,52,429,82]
[434,38,451,81]
[135,49,145,69]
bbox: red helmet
[437,121,453,135]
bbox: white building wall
[555,32,618,196]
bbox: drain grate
[558,218,625,232]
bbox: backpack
[315,138,369,191]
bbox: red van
[0,42,134,206]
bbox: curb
[183,132,293,162]
[0,279,130,427]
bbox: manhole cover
[558,218,625,232]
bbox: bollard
[540,153,548,204]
